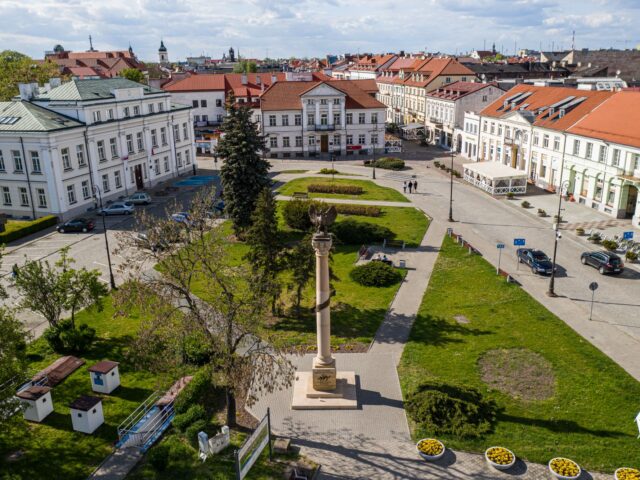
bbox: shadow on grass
[409,314,493,347]
[498,413,629,439]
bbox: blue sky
[1,0,639,62]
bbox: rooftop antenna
[571,30,575,50]
[88,35,95,52]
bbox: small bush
[537,209,547,217]
[588,233,602,244]
[148,444,170,471]
[0,215,58,244]
[350,261,402,287]
[282,199,321,231]
[521,200,530,208]
[319,168,339,175]
[506,192,515,199]
[307,184,363,195]
[185,419,208,445]
[406,382,497,439]
[331,204,381,217]
[434,161,441,168]
[173,404,207,431]
[183,330,214,365]
[576,227,585,236]
[331,219,393,244]
[43,319,96,353]
[366,157,405,170]
[626,251,638,262]
[174,369,213,414]
[453,170,462,178]
[602,239,618,251]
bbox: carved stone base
[312,357,336,391]
[291,371,357,410]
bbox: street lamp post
[547,179,570,297]
[448,148,454,222]
[94,187,117,290]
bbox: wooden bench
[292,192,309,199]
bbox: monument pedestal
[291,371,357,410]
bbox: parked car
[125,192,151,205]
[171,212,192,225]
[581,251,624,275]
[57,218,95,233]
[516,248,555,275]
[135,231,168,252]
[99,202,134,216]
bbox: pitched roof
[378,57,475,87]
[567,91,640,148]
[480,84,614,131]
[16,386,51,401]
[163,74,226,92]
[344,79,378,94]
[35,78,164,101]
[427,81,499,100]
[69,395,102,411]
[260,80,385,111]
[0,101,83,132]
[88,360,119,374]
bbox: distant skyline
[2,0,639,62]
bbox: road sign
[513,238,526,246]
[588,282,599,321]
[623,231,634,240]
[589,282,599,291]
[496,243,505,249]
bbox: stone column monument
[291,205,357,410]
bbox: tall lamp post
[370,128,378,179]
[93,186,117,290]
[448,147,455,222]
[547,179,570,297]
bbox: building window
[320,99,327,105]
[108,109,114,120]
[61,148,71,170]
[136,132,144,151]
[216,99,222,107]
[308,136,316,146]
[114,170,122,188]
[270,136,278,148]
[158,102,164,112]
[553,137,560,151]
[281,115,289,126]
[533,134,539,146]
[176,152,182,167]
[498,124,503,136]
[358,113,366,124]
[173,125,180,142]
[346,113,353,125]
[126,135,134,154]
[333,113,340,125]
[124,106,130,117]
[192,100,198,108]
[371,113,378,124]
[612,148,621,166]
[161,127,167,145]
[151,129,158,147]
[102,174,110,192]
[283,137,290,148]
[269,115,276,127]
[93,111,101,123]
[598,145,607,163]
[2,186,11,205]
[346,134,353,145]
[307,113,315,126]
[148,103,155,114]
[490,123,495,134]
[97,141,106,162]
[154,158,160,175]
[19,187,29,206]
[12,151,23,172]
[37,188,47,208]
[76,145,86,167]
[333,134,341,145]
[182,122,189,140]
[199,99,206,107]
[133,105,140,116]
[320,113,328,125]
[0,150,4,171]
[30,151,41,173]
[542,134,549,148]
[483,121,488,132]
[573,139,580,155]
[164,156,170,172]
[185,150,191,165]
[371,134,378,146]
[294,114,302,126]
[110,138,118,158]
[81,180,90,199]
[333,98,340,105]
[67,184,76,204]
[586,142,593,159]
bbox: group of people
[403,180,418,194]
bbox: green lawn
[276,177,409,202]
[398,236,640,473]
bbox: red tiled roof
[480,84,614,132]
[163,73,226,91]
[66,66,101,78]
[427,81,498,100]
[567,91,640,148]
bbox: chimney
[241,74,247,85]
[18,83,36,101]
[50,77,61,88]
[271,74,277,84]
[256,75,261,85]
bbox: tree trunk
[296,285,302,319]
[226,387,237,427]
[70,308,76,329]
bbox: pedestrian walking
[11,263,19,279]
[413,180,418,193]
[403,181,407,193]
[407,181,413,194]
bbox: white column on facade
[42,147,62,215]
[302,102,308,129]
[341,100,346,129]
[87,138,101,193]
[315,101,320,126]
[168,119,179,176]
[143,126,154,184]
[328,102,334,126]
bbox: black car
[57,218,95,233]
[517,248,555,275]
[581,251,624,274]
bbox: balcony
[306,124,336,131]
[429,117,443,127]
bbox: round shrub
[350,261,402,287]
[282,199,321,231]
[183,330,214,365]
[405,382,497,439]
[368,157,405,170]
[331,219,393,244]
[185,419,208,445]
[601,239,618,251]
[172,404,206,432]
[148,444,170,471]
[319,168,339,174]
[43,319,96,353]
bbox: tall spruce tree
[245,188,282,314]
[217,97,270,235]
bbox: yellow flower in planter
[417,439,443,456]
[487,447,514,465]
[616,468,640,480]
[550,458,580,477]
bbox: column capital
[312,234,332,256]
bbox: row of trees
[0,50,59,101]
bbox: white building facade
[0,78,194,221]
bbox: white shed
[463,162,528,195]
[16,386,53,422]
[70,395,104,434]
[88,360,120,394]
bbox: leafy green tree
[14,247,108,328]
[286,234,315,318]
[216,97,270,235]
[232,60,257,73]
[245,188,282,314]
[0,50,59,101]
[0,307,28,425]
[119,67,145,83]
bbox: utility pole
[93,187,117,290]
[448,148,454,222]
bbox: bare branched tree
[114,188,294,426]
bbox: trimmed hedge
[350,261,402,287]
[0,215,58,244]
[319,168,340,175]
[367,157,405,171]
[331,218,393,244]
[307,184,363,195]
[174,369,212,414]
[283,200,382,232]
[332,204,381,217]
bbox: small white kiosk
[16,386,53,422]
[88,360,120,394]
[463,162,528,196]
[70,395,104,434]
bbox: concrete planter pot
[485,446,516,471]
[548,457,581,480]
[615,467,640,480]
[416,438,445,461]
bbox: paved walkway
[276,195,413,208]
[88,448,141,480]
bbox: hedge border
[0,215,59,244]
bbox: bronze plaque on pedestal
[312,367,337,391]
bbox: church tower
[159,40,168,64]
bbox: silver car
[99,202,134,215]
[125,192,151,205]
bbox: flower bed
[485,446,516,470]
[549,457,581,479]
[615,467,640,480]
[307,184,363,195]
[416,438,445,461]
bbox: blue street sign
[514,238,526,246]
[497,243,505,249]
[623,231,634,240]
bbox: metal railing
[117,391,161,439]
